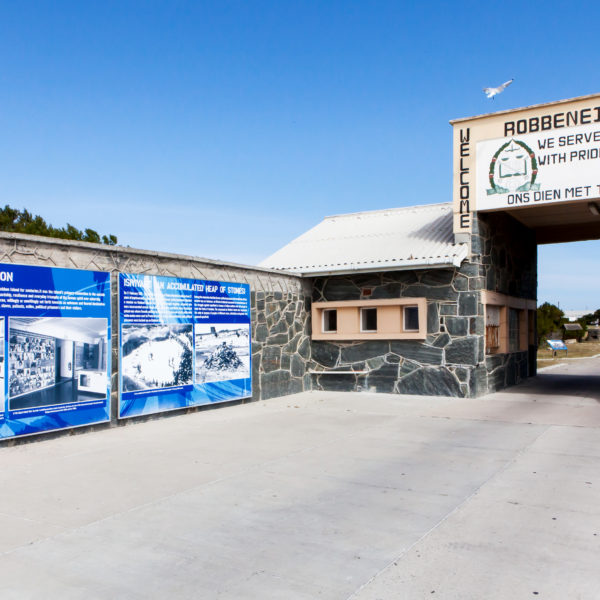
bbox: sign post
[546,339,568,358]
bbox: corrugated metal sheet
[259,202,468,276]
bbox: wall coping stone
[0,231,301,280]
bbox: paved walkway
[2,357,600,599]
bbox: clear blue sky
[1,1,599,310]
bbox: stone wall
[309,211,539,399]
[474,212,537,300]
[472,212,538,393]
[310,266,486,398]
[0,209,540,435]
[0,232,311,432]
[484,350,529,391]
[253,289,312,400]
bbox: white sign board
[476,123,600,211]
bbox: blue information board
[118,273,251,418]
[547,339,568,351]
[0,263,111,440]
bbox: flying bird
[483,79,514,99]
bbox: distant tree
[581,310,600,326]
[575,318,588,342]
[0,205,118,245]
[537,302,564,343]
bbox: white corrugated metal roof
[259,202,468,276]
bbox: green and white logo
[487,139,539,195]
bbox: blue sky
[1,1,599,310]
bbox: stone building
[258,92,600,399]
[587,326,600,341]
[260,203,537,397]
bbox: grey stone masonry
[0,232,312,435]
[310,267,486,398]
[483,351,529,391]
[474,212,537,301]
[309,209,538,398]
[471,212,537,394]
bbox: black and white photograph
[8,317,109,410]
[121,323,193,392]
[195,323,250,384]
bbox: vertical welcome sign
[0,263,111,440]
[118,273,251,418]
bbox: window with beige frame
[485,305,501,353]
[311,298,427,341]
[508,308,521,352]
[360,307,377,332]
[322,308,337,333]
[403,305,420,332]
[482,291,536,355]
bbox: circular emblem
[487,139,539,195]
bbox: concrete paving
[1,357,599,599]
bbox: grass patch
[537,341,600,369]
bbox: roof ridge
[323,202,451,221]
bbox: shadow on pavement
[501,372,600,401]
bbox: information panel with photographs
[0,263,111,440]
[118,273,251,418]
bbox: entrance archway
[452,93,600,395]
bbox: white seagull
[483,79,514,99]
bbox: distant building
[587,326,600,341]
[563,322,584,342]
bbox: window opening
[509,308,520,352]
[322,309,337,333]
[403,306,419,331]
[486,305,500,352]
[360,307,377,332]
[311,298,427,341]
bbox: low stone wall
[484,351,529,392]
[0,232,311,433]
[0,208,540,440]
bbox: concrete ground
[1,358,600,599]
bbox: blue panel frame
[0,263,111,440]
[118,273,251,418]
